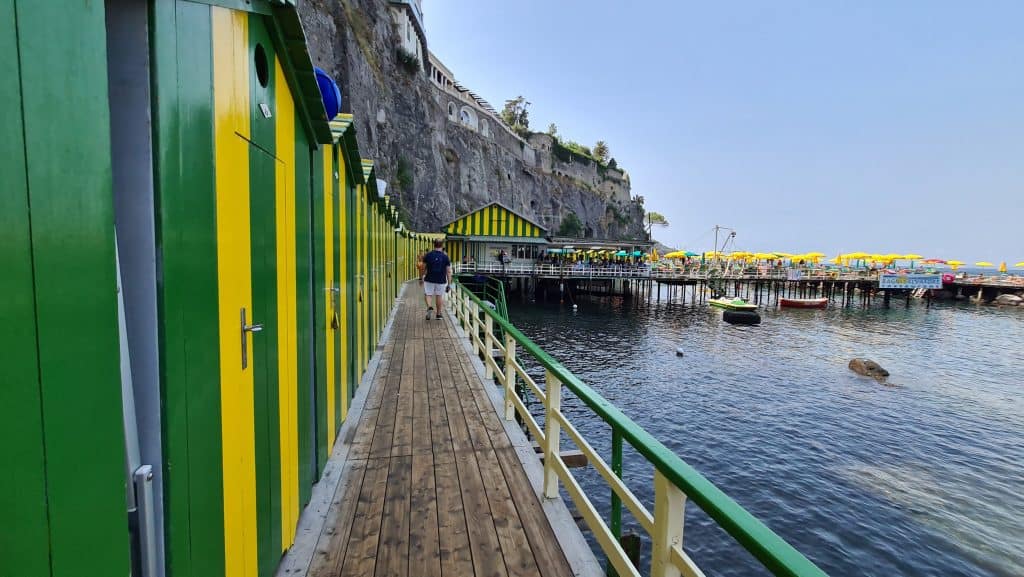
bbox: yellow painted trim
[323,147,336,451]
[338,148,349,421]
[364,185,372,375]
[274,60,299,550]
[212,8,257,577]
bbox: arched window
[447,102,456,120]
[480,119,489,137]
[459,106,477,130]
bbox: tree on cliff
[593,141,610,163]
[547,123,558,138]
[558,212,584,237]
[501,96,531,135]
[645,211,669,239]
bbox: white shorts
[423,281,447,296]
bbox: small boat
[779,297,828,309]
[708,297,758,311]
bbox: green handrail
[454,281,828,577]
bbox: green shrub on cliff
[558,212,584,237]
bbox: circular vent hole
[254,43,269,88]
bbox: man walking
[421,239,452,320]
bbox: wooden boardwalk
[307,295,575,577]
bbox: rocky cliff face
[298,0,646,238]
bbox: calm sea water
[507,290,1023,577]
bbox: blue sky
[425,1,1023,264]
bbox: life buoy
[942,273,955,284]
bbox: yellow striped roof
[328,113,355,141]
[360,159,375,182]
[442,202,547,238]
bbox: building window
[512,245,540,260]
[480,119,489,137]
[448,102,456,120]
[459,106,477,129]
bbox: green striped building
[442,202,549,266]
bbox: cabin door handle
[241,307,263,369]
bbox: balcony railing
[450,280,829,577]
[454,262,885,283]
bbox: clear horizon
[425,1,1022,265]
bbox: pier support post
[543,369,562,499]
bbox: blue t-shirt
[423,250,450,283]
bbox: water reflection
[509,294,1023,577]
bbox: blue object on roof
[314,67,342,120]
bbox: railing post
[461,291,469,330]
[610,430,623,539]
[651,470,686,577]
[484,313,494,379]
[471,301,480,355]
[543,369,561,499]
[606,428,625,577]
[503,333,516,421]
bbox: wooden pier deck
[303,294,577,577]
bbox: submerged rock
[993,294,1022,306]
[849,358,890,379]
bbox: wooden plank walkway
[307,295,575,577]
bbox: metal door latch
[241,307,263,369]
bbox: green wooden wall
[0,2,130,576]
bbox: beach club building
[442,202,549,265]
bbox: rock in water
[993,294,1023,306]
[675,348,685,357]
[849,358,890,379]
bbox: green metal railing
[456,273,509,322]
[450,280,828,577]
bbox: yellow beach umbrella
[844,252,869,259]
[999,261,1007,273]
[829,255,843,264]
[976,261,993,267]
[805,252,826,258]
[903,254,923,260]
[947,260,963,271]
[650,248,660,261]
[772,252,795,258]
[1015,262,1024,268]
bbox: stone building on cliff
[300,0,646,239]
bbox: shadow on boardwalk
[304,294,577,577]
